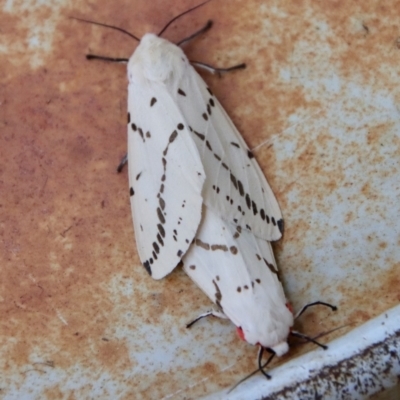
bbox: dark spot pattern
[143,261,151,275]
[159,197,165,210]
[127,113,131,124]
[195,239,210,250]
[157,208,165,224]
[264,258,278,275]
[188,119,280,234]
[178,88,186,96]
[194,131,205,141]
[157,224,165,238]
[233,226,241,239]
[230,246,238,255]
[189,265,196,270]
[141,126,190,274]
[238,181,244,196]
[150,97,157,107]
[211,244,228,251]
[252,200,258,215]
[153,242,160,254]
[130,187,134,196]
[278,219,284,234]
[213,280,222,310]
[202,112,208,121]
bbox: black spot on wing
[157,224,165,238]
[264,258,279,275]
[153,242,160,254]
[213,279,222,310]
[150,97,157,107]
[237,180,244,196]
[278,219,284,235]
[127,113,131,124]
[143,261,152,275]
[129,187,134,196]
[189,126,280,232]
[157,208,165,224]
[252,200,258,215]
[178,88,186,96]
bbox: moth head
[128,33,188,83]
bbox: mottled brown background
[1,0,399,398]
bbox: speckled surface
[1,0,399,398]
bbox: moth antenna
[70,17,140,41]
[177,20,213,46]
[228,347,275,393]
[158,0,212,37]
[290,330,328,349]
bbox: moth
[76,0,336,379]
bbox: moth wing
[172,68,283,241]
[183,205,292,348]
[128,80,205,279]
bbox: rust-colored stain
[1,0,399,398]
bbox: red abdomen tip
[236,326,245,341]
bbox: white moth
[78,2,334,379]
[127,29,293,356]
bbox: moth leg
[190,60,246,77]
[117,153,128,173]
[86,55,129,63]
[186,309,228,328]
[294,301,337,320]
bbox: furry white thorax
[128,33,188,84]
